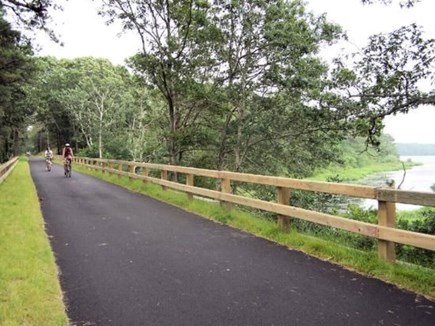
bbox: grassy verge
[309,161,420,181]
[0,158,68,326]
[73,164,435,299]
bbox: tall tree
[203,0,343,172]
[0,12,35,161]
[30,57,77,152]
[121,82,164,161]
[0,0,63,159]
[71,59,132,159]
[101,0,222,166]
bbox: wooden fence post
[221,178,232,211]
[186,174,194,201]
[277,187,290,230]
[118,162,123,176]
[108,161,113,175]
[142,167,149,183]
[161,170,168,190]
[129,164,135,179]
[377,196,396,262]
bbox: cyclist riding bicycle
[44,147,53,171]
[62,143,74,175]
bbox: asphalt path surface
[30,158,434,326]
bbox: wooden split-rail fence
[72,156,435,263]
[0,157,18,184]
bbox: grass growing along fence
[73,164,435,299]
[0,158,68,325]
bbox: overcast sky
[35,0,435,144]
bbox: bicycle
[46,158,52,172]
[64,159,72,178]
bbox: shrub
[396,209,435,268]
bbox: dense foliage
[397,208,435,266]
[100,0,346,173]
[0,0,58,162]
[28,56,164,160]
[278,202,435,268]
[0,12,35,162]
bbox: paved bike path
[30,158,434,326]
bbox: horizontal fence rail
[72,156,435,263]
[0,157,18,184]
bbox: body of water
[359,156,435,211]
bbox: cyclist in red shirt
[62,143,74,160]
[62,143,74,175]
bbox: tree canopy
[0,0,60,161]
[0,0,59,40]
[0,11,35,161]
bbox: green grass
[73,164,435,299]
[309,161,420,181]
[0,158,68,326]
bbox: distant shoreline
[396,143,435,156]
[307,160,420,182]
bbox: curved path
[30,158,434,326]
